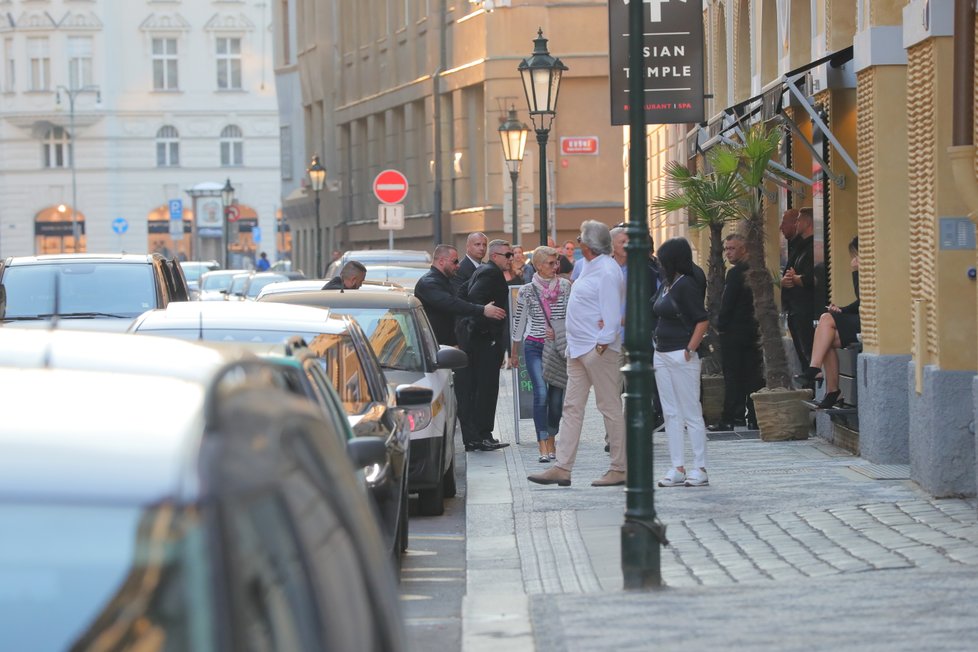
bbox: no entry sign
[373,169,409,205]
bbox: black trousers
[720,331,764,424]
[787,309,815,370]
[455,335,504,444]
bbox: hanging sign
[608,0,705,125]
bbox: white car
[259,288,467,516]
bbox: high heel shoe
[817,390,842,409]
[794,367,823,391]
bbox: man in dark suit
[456,239,513,451]
[781,207,816,370]
[450,232,488,295]
[322,260,366,290]
[709,234,764,431]
[414,245,506,346]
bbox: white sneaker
[685,468,709,487]
[657,468,686,487]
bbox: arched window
[156,125,180,167]
[43,127,72,169]
[220,124,243,167]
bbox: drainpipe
[948,0,978,222]
[432,0,447,246]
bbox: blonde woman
[510,246,571,462]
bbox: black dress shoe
[482,439,509,449]
[707,422,734,432]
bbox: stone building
[0,0,283,267]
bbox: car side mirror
[436,345,468,370]
[395,384,433,407]
[347,436,387,468]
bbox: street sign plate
[378,204,405,230]
[168,198,183,221]
[252,226,262,243]
[112,217,128,235]
[373,169,409,204]
[227,205,241,222]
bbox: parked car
[225,271,252,300]
[325,249,432,279]
[0,253,191,331]
[226,271,309,301]
[255,279,404,301]
[362,262,432,291]
[198,268,247,301]
[179,259,220,292]
[0,328,406,652]
[261,288,468,515]
[129,300,430,558]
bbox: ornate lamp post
[497,107,529,245]
[220,178,235,269]
[518,29,567,247]
[55,84,100,253]
[307,155,327,278]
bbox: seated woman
[798,237,859,408]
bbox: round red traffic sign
[226,205,241,222]
[373,169,409,205]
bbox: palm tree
[654,125,791,390]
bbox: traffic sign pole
[374,170,408,248]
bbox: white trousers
[654,348,707,470]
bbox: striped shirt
[511,278,572,342]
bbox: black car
[0,253,191,330]
[0,329,406,652]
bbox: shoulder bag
[530,284,568,389]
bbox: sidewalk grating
[848,464,911,480]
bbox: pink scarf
[532,274,559,321]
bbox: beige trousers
[555,347,627,473]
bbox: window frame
[27,36,50,91]
[151,37,179,91]
[42,127,72,169]
[67,36,93,90]
[156,125,180,167]
[220,124,244,167]
[215,36,243,91]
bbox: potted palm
[657,125,810,441]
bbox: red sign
[560,137,599,155]
[226,205,241,222]
[373,169,409,205]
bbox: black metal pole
[222,206,229,269]
[314,191,322,278]
[537,130,549,247]
[510,170,520,246]
[621,0,665,589]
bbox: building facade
[275,0,627,275]
[0,0,283,267]
[648,0,978,498]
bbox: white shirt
[565,254,624,358]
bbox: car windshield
[200,273,235,292]
[246,275,289,299]
[362,267,428,289]
[180,263,213,283]
[229,275,250,295]
[1,264,156,318]
[330,307,423,372]
[0,502,213,652]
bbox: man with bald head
[451,232,488,295]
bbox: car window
[224,492,321,652]
[307,332,373,414]
[247,275,289,299]
[201,273,235,292]
[0,503,215,651]
[413,307,441,366]
[304,362,354,442]
[331,308,423,372]
[1,263,156,317]
[229,275,250,295]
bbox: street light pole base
[621,519,667,590]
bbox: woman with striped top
[510,246,572,462]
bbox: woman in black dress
[800,237,859,408]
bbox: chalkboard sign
[509,287,534,440]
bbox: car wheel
[417,475,445,516]
[443,457,457,499]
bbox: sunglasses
[451,258,460,265]
[493,251,514,259]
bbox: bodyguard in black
[457,239,514,451]
[711,234,763,431]
[450,232,487,295]
[781,208,816,368]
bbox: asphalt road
[399,435,467,651]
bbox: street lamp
[221,178,235,269]
[307,155,327,278]
[498,107,529,246]
[518,28,567,247]
[55,85,100,253]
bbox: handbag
[530,284,568,389]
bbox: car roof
[342,249,431,260]
[257,280,326,297]
[0,368,205,504]
[260,288,421,310]
[201,269,245,278]
[3,253,159,265]
[0,328,253,382]
[132,299,349,334]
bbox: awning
[687,46,856,190]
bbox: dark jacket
[466,262,510,338]
[782,234,815,315]
[450,256,479,295]
[652,266,708,353]
[717,261,758,337]
[414,266,485,346]
[322,276,344,290]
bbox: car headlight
[406,406,432,432]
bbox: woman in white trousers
[651,238,710,487]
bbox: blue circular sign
[112,217,128,234]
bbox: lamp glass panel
[519,67,536,113]
[531,68,552,113]
[549,68,563,113]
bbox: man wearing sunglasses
[451,239,515,451]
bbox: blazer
[414,266,485,346]
[717,261,758,337]
[450,256,479,295]
[466,262,510,338]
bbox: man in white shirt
[528,220,627,487]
